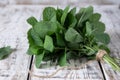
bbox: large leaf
[0,46,13,60]
[61,6,70,26]
[89,13,101,22]
[65,28,83,43]
[33,21,57,39]
[43,7,56,21]
[30,29,43,47]
[77,6,93,26]
[27,16,38,26]
[92,21,105,34]
[35,50,45,68]
[44,35,54,52]
[94,33,110,45]
[58,49,67,66]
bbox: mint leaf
[65,28,83,43]
[33,21,57,39]
[77,6,93,26]
[94,33,110,45]
[89,13,101,22]
[57,8,63,22]
[44,35,54,52]
[86,22,92,36]
[92,21,105,34]
[30,29,43,47]
[58,49,67,66]
[43,7,56,21]
[35,50,45,68]
[69,7,76,16]
[65,13,77,28]
[0,46,13,60]
[61,6,70,26]
[27,16,38,26]
[56,33,65,47]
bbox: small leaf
[65,28,83,43]
[33,21,57,39]
[44,35,54,52]
[92,21,105,34]
[94,33,110,45]
[0,46,13,60]
[35,50,45,68]
[61,6,70,26]
[69,7,76,16]
[56,33,65,47]
[27,16,38,26]
[58,48,67,66]
[56,8,63,22]
[77,6,93,26]
[30,29,43,47]
[27,29,34,46]
[43,7,56,21]
[27,45,40,55]
[86,22,92,36]
[64,13,77,28]
[89,13,101,22]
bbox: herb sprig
[27,6,120,71]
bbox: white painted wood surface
[0,5,120,80]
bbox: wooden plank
[0,5,46,80]
[95,5,120,80]
[29,5,105,80]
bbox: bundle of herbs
[27,6,120,71]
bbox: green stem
[103,54,120,71]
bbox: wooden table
[0,5,120,80]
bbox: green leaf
[92,21,105,34]
[30,29,43,47]
[94,33,110,45]
[33,21,57,39]
[44,35,54,52]
[65,28,83,43]
[0,46,13,60]
[89,13,101,22]
[43,7,56,21]
[27,16,38,26]
[69,7,76,16]
[86,22,92,36]
[56,33,65,47]
[58,48,67,66]
[27,28,34,46]
[77,6,93,26]
[35,50,45,68]
[64,13,77,28]
[61,6,70,26]
[27,45,40,55]
[56,8,63,22]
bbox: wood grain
[0,5,45,80]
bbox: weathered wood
[0,5,46,80]
[0,5,120,80]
